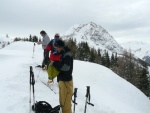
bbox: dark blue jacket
[53,46,73,81]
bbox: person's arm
[46,45,52,51]
[53,55,71,72]
[46,40,53,51]
[37,41,41,45]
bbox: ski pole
[39,78,56,94]
[32,43,36,58]
[84,86,94,113]
[30,66,36,109]
[72,88,78,113]
[29,66,32,112]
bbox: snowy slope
[0,42,150,113]
[121,41,150,64]
[62,22,123,54]
[0,34,12,48]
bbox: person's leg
[42,50,45,68]
[59,81,73,113]
[45,50,49,66]
[42,49,49,69]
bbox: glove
[37,42,41,45]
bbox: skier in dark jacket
[51,40,73,113]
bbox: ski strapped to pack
[29,66,36,113]
[84,86,94,113]
[72,88,78,113]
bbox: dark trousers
[42,49,49,67]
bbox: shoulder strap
[50,105,61,113]
[39,101,52,109]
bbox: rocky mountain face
[62,22,123,54]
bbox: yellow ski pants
[59,80,73,113]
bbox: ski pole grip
[30,66,33,72]
[74,88,78,97]
[30,66,35,85]
[86,86,90,97]
[30,66,32,84]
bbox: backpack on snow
[32,101,60,113]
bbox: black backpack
[32,101,60,113]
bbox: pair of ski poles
[29,66,36,112]
[72,86,94,113]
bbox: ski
[35,65,42,68]
[39,79,56,94]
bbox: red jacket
[46,39,61,61]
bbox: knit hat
[54,40,65,48]
[54,33,60,38]
[55,33,60,36]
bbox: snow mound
[0,41,150,113]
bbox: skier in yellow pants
[51,40,74,113]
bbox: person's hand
[37,42,41,45]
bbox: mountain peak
[63,22,123,54]
[87,22,98,27]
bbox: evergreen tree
[25,38,29,41]
[32,35,38,42]
[65,38,77,58]
[114,52,118,67]
[94,48,101,64]
[102,50,110,68]
[100,56,105,66]
[106,51,110,68]
[137,66,150,97]
[76,42,90,61]
[142,67,149,95]
[14,37,21,41]
[110,53,115,67]
[89,47,96,63]
[29,34,32,42]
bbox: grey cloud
[0,0,150,42]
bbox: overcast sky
[0,0,150,43]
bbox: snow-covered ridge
[121,41,150,64]
[63,22,123,54]
[0,34,12,48]
[0,42,150,113]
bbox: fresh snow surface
[0,41,150,113]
